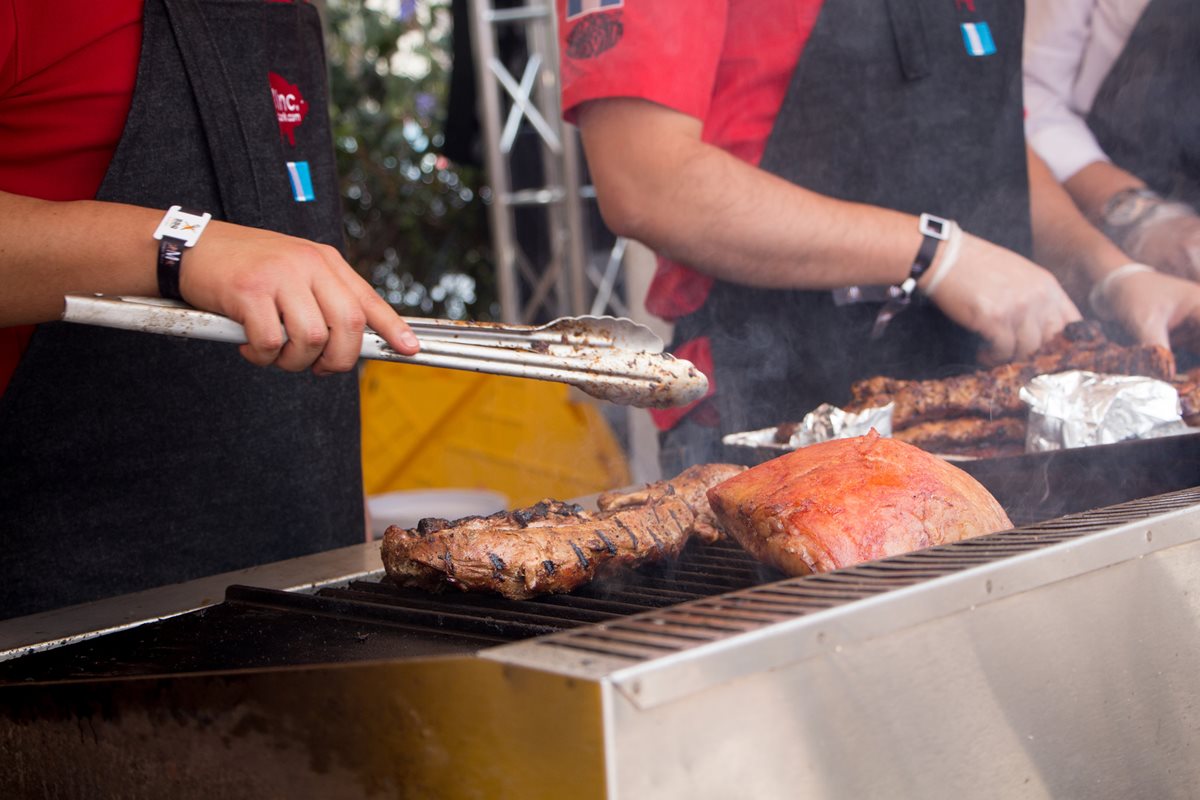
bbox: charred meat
[893,417,1027,458]
[381,464,746,599]
[837,321,1175,457]
[848,341,1174,429]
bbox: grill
[0,538,781,683]
[5,437,1200,798]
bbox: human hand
[1120,211,1200,283]
[925,232,1082,363]
[1098,268,1200,350]
[178,221,419,374]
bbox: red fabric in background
[0,0,143,395]
[557,0,824,322]
[558,0,824,429]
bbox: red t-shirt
[558,0,824,427]
[0,0,143,395]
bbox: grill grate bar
[666,605,797,625]
[567,629,700,653]
[321,586,620,627]
[586,623,720,648]
[226,586,556,640]
[615,616,749,638]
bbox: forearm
[0,191,161,326]
[1028,146,1130,293]
[577,98,921,290]
[1062,160,1145,221]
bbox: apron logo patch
[954,0,976,11]
[566,0,623,21]
[960,22,996,57]
[286,161,315,202]
[269,71,309,146]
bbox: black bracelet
[152,206,211,302]
[870,213,952,339]
[157,237,187,301]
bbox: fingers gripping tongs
[61,294,709,409]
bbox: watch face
[1106,190,1157,227]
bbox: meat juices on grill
[381,463,747,599]
[708,430,1011,576]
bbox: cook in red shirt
[0,0,419,393]
[557,0,1200,478]
[0,0,423,619]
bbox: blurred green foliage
[325,0,494,320]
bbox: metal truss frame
[468,0,627,323]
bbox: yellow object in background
[360,361,632,507]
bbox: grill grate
[522,486,1200,665]
[5,486,1199,684]
[277,537,784,639]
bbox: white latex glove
[926,232,1082,364]
[1121,210,1200,284]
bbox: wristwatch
[870,213,952,339]
[1100,188,1162,228]
[153,205,211,301]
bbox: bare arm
[1062,160,1145,221]
[1028,146,1200,348]
[1028,145,1130,297]
[577,97,1079,361]
[577,97,919,289]
[0,191,418,372]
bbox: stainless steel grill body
[5,489,1200,798]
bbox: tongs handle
[60,295,708,409]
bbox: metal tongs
[61,295,708,409]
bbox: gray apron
[1088,0,1200,209]
[669,0,1030,442]
[0,0,363,620]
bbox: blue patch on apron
[286,161,315,202]
[960,22,996,57]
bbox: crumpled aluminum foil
[722,402,894,450]
[1020,370,1189,452]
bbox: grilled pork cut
[381,463,746,599]
[707,430,1011,576]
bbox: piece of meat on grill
[1174,366,1200,426]
[381,463,747,599]
[597,463,746,542]
[707,430,1011,576]
[847,342,1174,428]
[893,417,1027,457]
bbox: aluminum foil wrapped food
[722,402,894,451]
[1020,370,1190,452]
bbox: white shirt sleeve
[1023,0,1110,183]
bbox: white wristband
[1088,262,1156,320]
[918,220,962,298]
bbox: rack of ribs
[848,339,1175,429]
[834,322,1177,457]
[381,463,747,599]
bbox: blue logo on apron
[286,161,315,202]
[566,0,623,21]
[961,22,996,57]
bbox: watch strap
[870,213,952,339]
[157,237,187,301]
